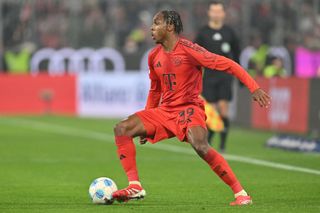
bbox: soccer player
[112,10,271,206]
[195,1,240,151]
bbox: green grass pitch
[0,116,319,213]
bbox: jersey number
[178,107,194,124]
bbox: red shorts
[135,104,207,143]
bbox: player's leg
[187,126,252,205]
[112,114,147,201]
[114,114,146,183]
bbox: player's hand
[252,88,271,108]
[139,136,148,145]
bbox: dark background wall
[309,79,320,136]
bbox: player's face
[151,13,168,44]
[208,4,225,23]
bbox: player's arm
[145,58,161,110]
[140,54,162,145]
[145,77,161,109]
[183,41,271,108]
[140,76,161,145]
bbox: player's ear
[166,23,174,32]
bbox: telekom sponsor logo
[268,87,291,125]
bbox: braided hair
[160,10,183,34]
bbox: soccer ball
[89,177,118,204]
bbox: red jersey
[146,38,259,110]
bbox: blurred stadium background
[0,0,319,212]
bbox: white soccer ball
[89,177,118,204]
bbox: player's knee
[188,129,210,157]
[192,142,210,157]
[113,121,130,136]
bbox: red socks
[115,136,242,193]
[203,148,243,194]
[115,136,139,182]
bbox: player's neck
[208,21,223,30]
[161,34,180,52]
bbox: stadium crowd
[0,0,319,77]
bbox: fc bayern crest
[171,56,182,66]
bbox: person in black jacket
[195,0,240,152]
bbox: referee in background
[195,0,240,152]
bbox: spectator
[263,56,286,78]
[79,5,106,48]
[4,42,35,74]
[240,33,269,77]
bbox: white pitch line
[0,117,319,176]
